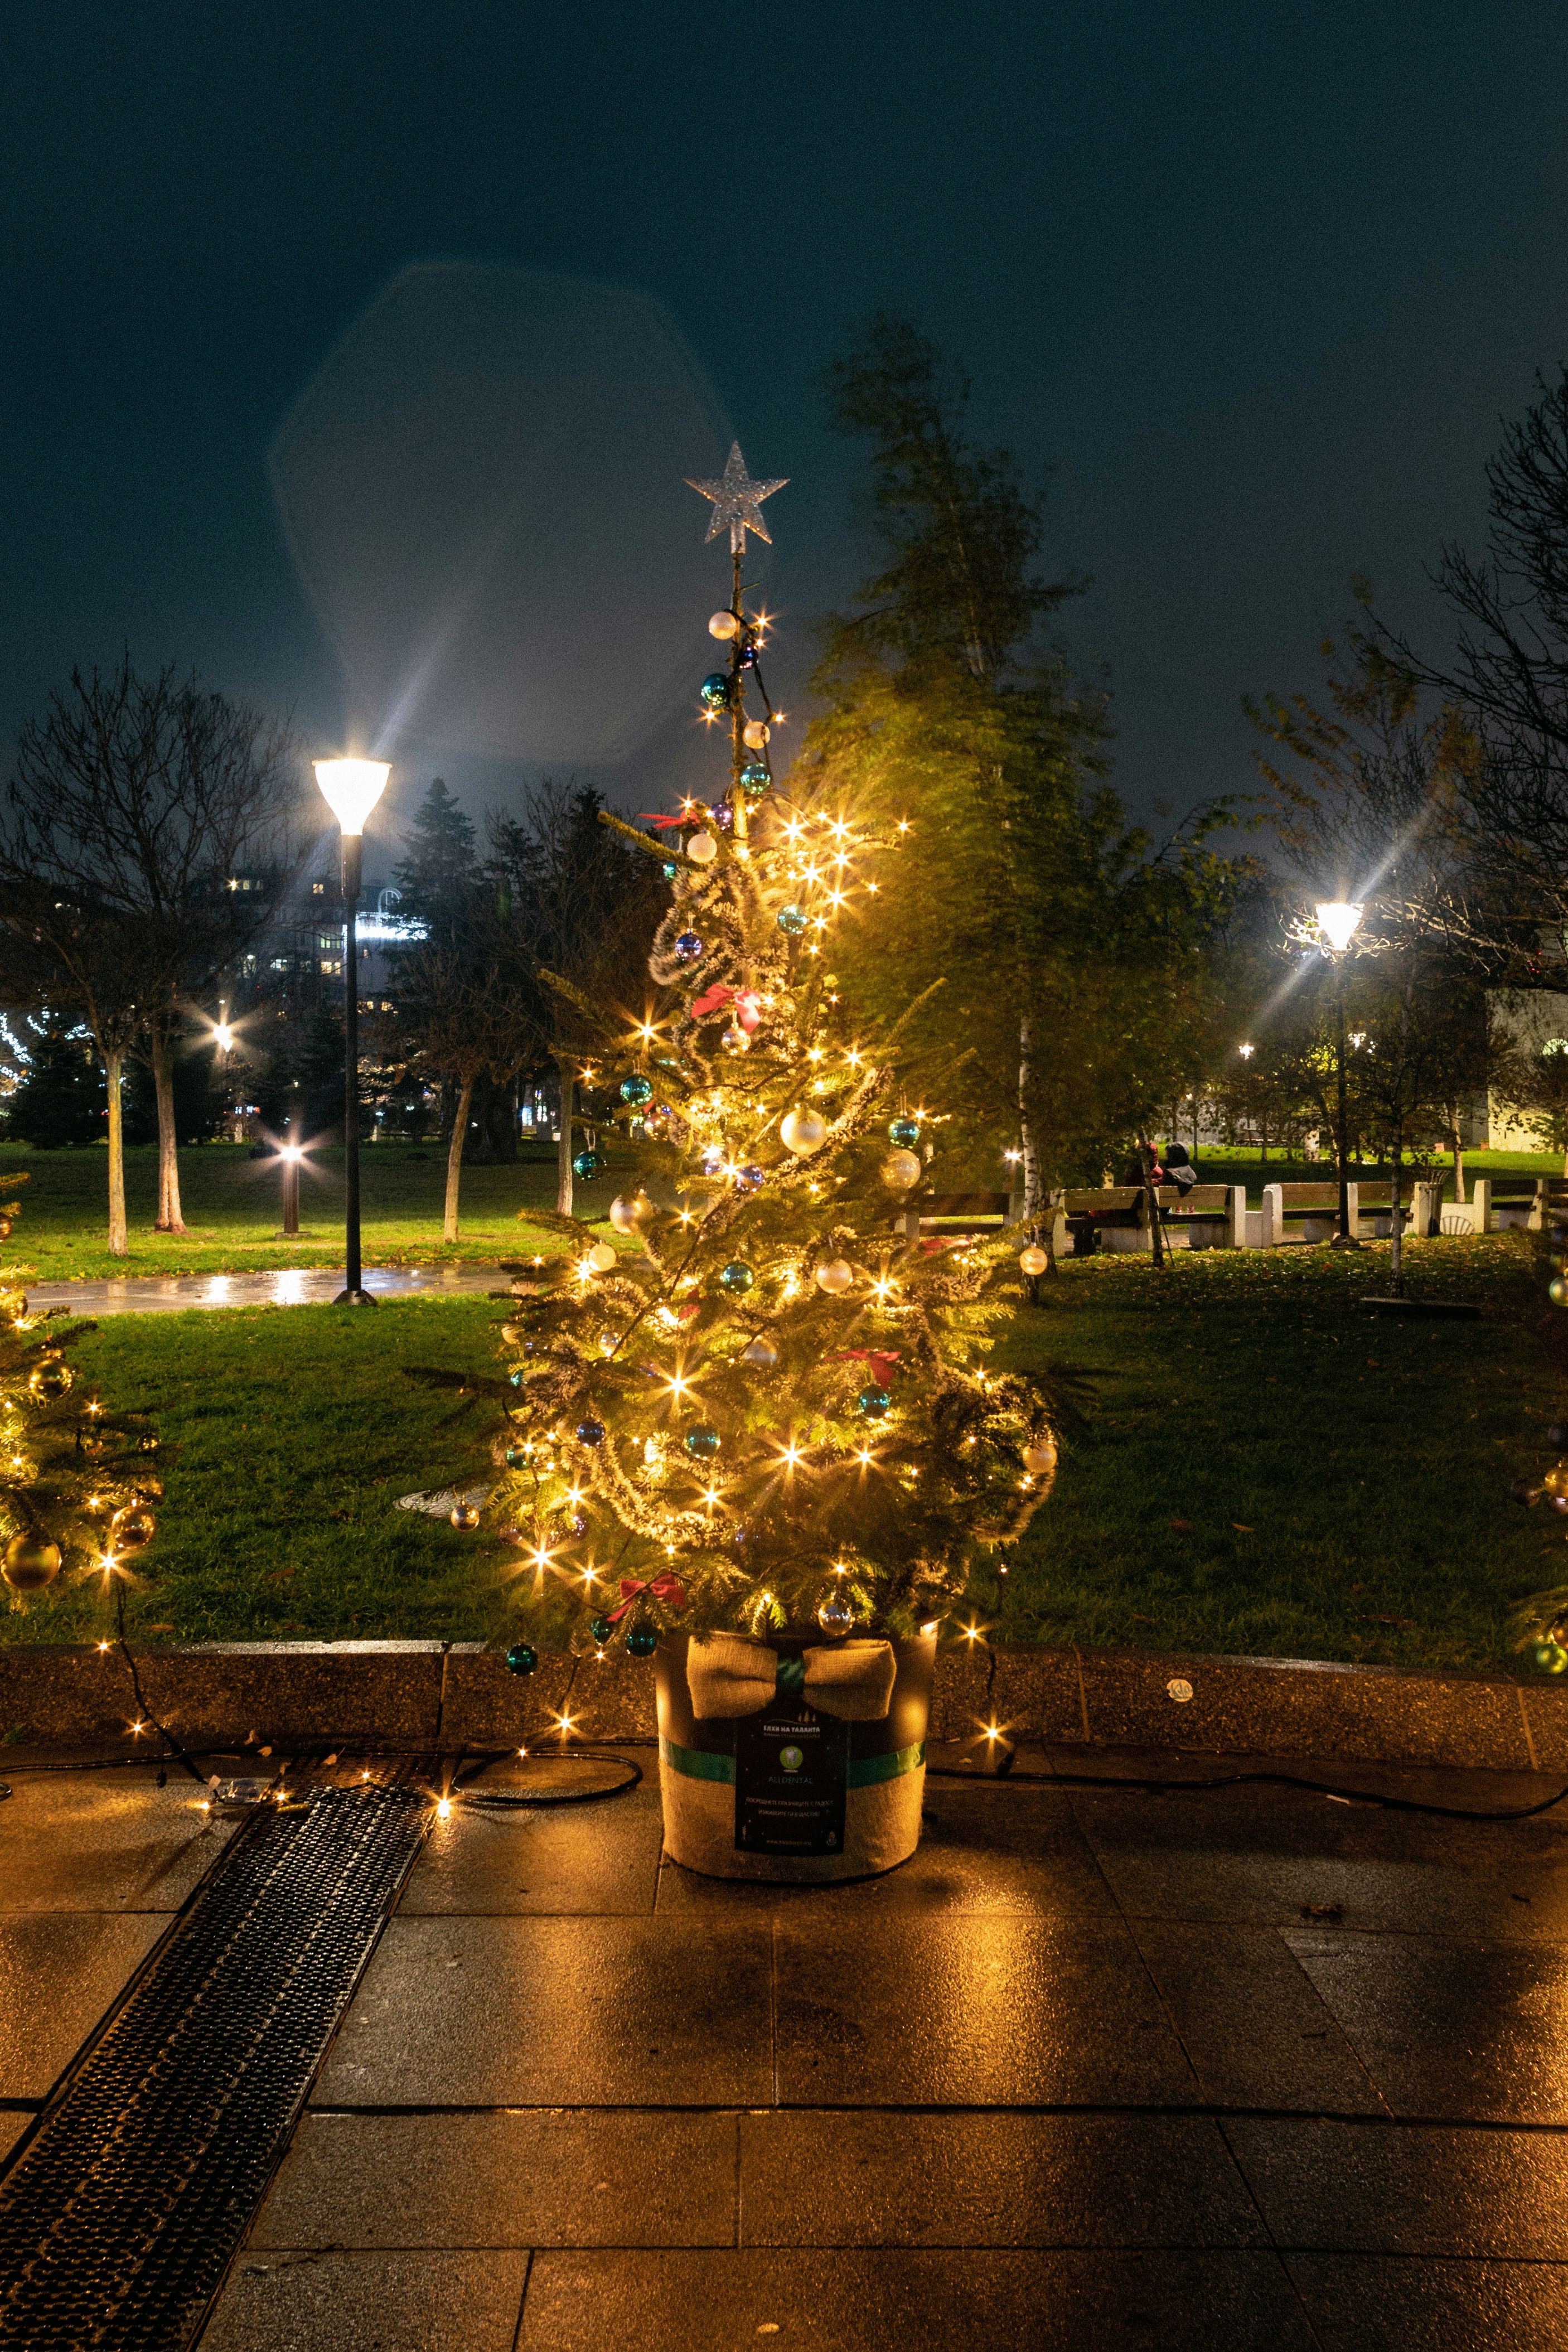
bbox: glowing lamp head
[313,758,391,836]
[1315,899,1363,953]
[214,1023,234,1052]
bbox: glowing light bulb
[436,1797,452,1821]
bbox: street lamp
[313,757,390,1305]
[1315,899,1364,1246]
[279,1144,303,1239]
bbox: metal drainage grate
[0,1780,428,2349]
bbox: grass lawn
[0,1140,632,1281]
[3,1229,1564,1675]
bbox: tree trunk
[1018,1012,1042,1219]
[104,1049,127,1258]
[1448,1117,1465,1204]
[1389,1113,1404,1297]
[444,1074,474,1243]
[1141,1143,1166,1269]
[556,1056,575,1216]
[150,1031,186,1233]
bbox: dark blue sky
[4,2,1568,850]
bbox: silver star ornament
[686,441,788,554]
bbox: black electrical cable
[926,1758,1568,1823]
[112,1586,207,1787]
[449,1747,643,1807]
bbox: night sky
[5,3,1568,858]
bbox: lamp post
[1315,899,1364,1247]
[279,1142,302,1238]
[313,758,390,1306]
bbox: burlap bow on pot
[687,1632,897,1723]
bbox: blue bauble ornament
[718,1261,755,1295]
[734,1163,764,1192]
[504,1443,527,1467]
[738,635,761,668]
[589,1613,614,1644]
[505,1643,538,1677]
[684,1426,721,1458]
[626,1627,659,1658]
[699,672,732,710]
[674,931,704,964]
[509,1368,525,1387]
[575,1419,606,1447]
[662,859,679,881]
[856,1386,892,1419]
[739,763,771,798]
[620,1075,654,1106]
[888,1117,921,1147]
[564,1512,588,1539]
[713,800,735,832]
[777,904,807,936]
[572,1149,603,1180]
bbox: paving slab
[200,2248,529,2351]
[1286,1925,1568,2122]
[399,1778,664,1915]
[515,2248,1320,2351]
[1284,2252,1568,2350]
[1225,2116,1568,2256]
[0,1764,235,1911]
[0,1912,167,2101]
[253,2110,738,2248]
[314,1916,773,2108]
[27,1264,507,1317]
[1129,1920,1385,2113]
[773,1915,1197,2107]
[738,2112,1264,2247]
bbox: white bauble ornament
[815,1258,854,1295]
[1022,1438,1058,1476]
[1018,1245,1049,1276]
[742,1337,778,1368]
[780,1106,828,1155]
[882,1149,922,1189]
[587,1242,617,1272]
[686,831,718,865]
[708,611,739,639]
[742,719,770,749]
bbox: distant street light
[1314,900,1366,1246]
[313,757,390,1305]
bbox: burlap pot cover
[654,1629,936,1882]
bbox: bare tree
[0,660,302,1238]
[398,921,535,1241]
[0,900,143,1252]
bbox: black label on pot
[734,1700,848,1855]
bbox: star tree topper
[686,441,788,554]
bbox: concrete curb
[1,1640,1562,1772]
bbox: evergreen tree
[428,446,1082,1653]
[392,777,480,943]
[4,1017,108,1149]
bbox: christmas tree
[472,447,1080,1657]
[0,1174,159,1615]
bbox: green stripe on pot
[659,1736,926,1787]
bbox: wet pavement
[4,1740,1568,2347]
[26,1264,509,1315]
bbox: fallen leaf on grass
[1232,1523,1255,1532]
[1168,1518,1191,1530]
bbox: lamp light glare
[313,758,391,836]
[1315,900,1363,952]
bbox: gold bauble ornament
[28,1359,74,1403]
[587,1242,617,1272]
[609,1192,654,1233]
[781,1107,828,1155]
[449,1503,482,1531]
[2,1533,61,1597]
[815,1259,854,1295]
[686,831,718,865]
[1018,1245,1049,1277]
[882,1149,922,1189]
[720,1025,751,1054]
[108,1506,156,1552]
[501,1323,524,1345]
[1546,1461,1568,1501]
[1022,1438,1058,1477]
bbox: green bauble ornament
[718,1261,755,1295]
[699,672,732,710]
[1552,1276,1568,1308]
[589,1614,614,1644]
[620,1075,654,1106]
[739,763,771,798]
[684,1426,720,1458]
[626,1627,658,1658]
[856,1385,892,1419]
[888,1117,921,1148]
[505,1643,539,1676]
[776,904,807,936]
[1535,1640,1568,1674]
[573,1149,603,1181]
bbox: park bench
[1435,1177,1568,1236]
[1260,1180,1420,1245]
[896,1189,1023,1240]
[1046,1184,1246,1256]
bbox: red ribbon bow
[689,983,762,1032]
[834,1348,902,1385]
[637,811,688,830]
[609,1569,687,1624]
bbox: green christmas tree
[473,447,1081,1654]
[0,1175,159,1614]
